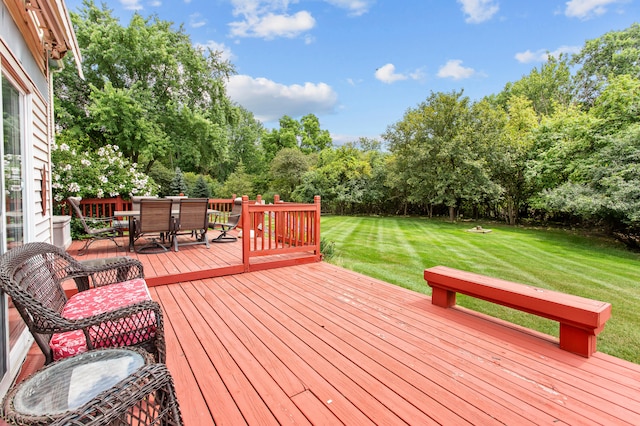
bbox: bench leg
[559,324,598,357]
[431,287,457,308]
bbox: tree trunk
[449,206,456,222]
[507,198,517,225]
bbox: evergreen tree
[192,175,211,198]
[170,167,188,195]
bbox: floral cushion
[50,278,155,361]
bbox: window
[1,73,28,397]
[2,75,25,250]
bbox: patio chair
[209,197,242,243]
[131,199,175,253]
[131,195,159,211]
[112,195,159,230]
[67,196,124,256]
[172,198,210,251]
[165,195,188,209]
[0,242,165,364]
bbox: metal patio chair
[172,198,210,251]
[67,196,124,255]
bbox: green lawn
[320,215,640,363]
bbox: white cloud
[226,75,338,122]
[229,1,316,39]
[323,0,375,16]
[374,64,425,84]
[120,0,143,11]
[437,60,475,80]
[376,64,426,85]
[230,11,316,39]
[196,41,235,62]
[564,0,621,19]
[515,45,581,63]
[375,64,407,84]
[457,0,499,23]
[189,13,206,28]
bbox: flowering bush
[51,140,157,204]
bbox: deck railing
[65,195,322,272]
[241,195,322,269]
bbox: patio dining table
[114,209,219,252]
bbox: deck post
[241,195,250,272]
[314,195,321,258]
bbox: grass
[320,215,640,363]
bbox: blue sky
[64,0,639,145]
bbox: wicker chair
[67,197,124,255]
[209,197,242,243]
[0,242,165,364]
[172,198,210,251]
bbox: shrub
[51,138,157,204]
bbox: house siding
[2,1,53,245]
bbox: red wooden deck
[9,238,640,425]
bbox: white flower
[59,143,70,151]
[99,175,108,183]
[81,159,91,167]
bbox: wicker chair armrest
[78,258,144,288]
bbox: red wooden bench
[423,266,612,357]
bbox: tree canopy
[51,11,640,246]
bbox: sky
[63,0,640,145]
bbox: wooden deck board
[6,242,640,425]
[146,262,640,425]
[295,264,639,423]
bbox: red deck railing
[64,195,322,272]
[242,195,322,269]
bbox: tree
[220,162,254,198]
[54,0,236,173]
[529,76,640,238]
[571,23,640,108]
[497,54,572,118]
[191,175,212,198]
[261,114,332,161]
[294,145,373,214]
[269,148,311,200]
[170,167,188,195]
[489,96,538,224]
[224,106,266,179]
[300,114,332,153]
[385,90,501,221]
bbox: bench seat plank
[424,266,612,357]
